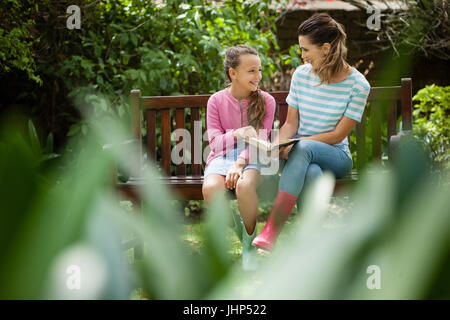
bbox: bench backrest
[130,78,412,177]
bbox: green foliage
[346,0,450,59]
[0,98,448,299]
[413,84,450,169]
[0,0,46,84]
[2,0,301,146]
[281,44,302,69]
[59,0,285,99]
[27,119,60,164]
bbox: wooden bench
[117,78,413,202]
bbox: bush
[346,0,450,59]
[413,84,450,169]
[2,0,301,146]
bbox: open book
[244,136,301,152]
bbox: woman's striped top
[286,63,371,158]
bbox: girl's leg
[235,168,261,271]
[235,168,261,235]
[202,174,226,204]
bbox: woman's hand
[279,144,294,160]
[225,158,246,189]
[233,126,257,140]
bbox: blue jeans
[279,139,353,196]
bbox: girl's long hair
[224,45,266,130]
[298,13,348,84]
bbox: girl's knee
[235,176,257,197]
[202,178,225,201]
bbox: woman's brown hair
[298,13,348,84]
[224,45,266,130]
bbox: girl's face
[299,35,329,69]
[229,54,262,93]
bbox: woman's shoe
[252,190,298,251]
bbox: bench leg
[133,199,145,260]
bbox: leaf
[120,33,128,45]
[130,33,138,47]
[67,124,81,137]
[28,119,41,156]
[139,70,147,82]
[43,133,54,154]
[96,75,103,85]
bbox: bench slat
[190,108,202,176]
[356,108,367,170]
[371,101,382,162]
[175,108,186,176]
[401,78,413,130]
[161,109,171,175]
[146,109,156,161]
[278,103,288,128]
[142,95,210,109]
[387,101,397,141]
[130,90,142,178]
[387,101,398,160]
[367,86,401,100]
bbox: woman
[252,13,371,251]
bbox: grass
[125,196,352,299]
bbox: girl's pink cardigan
[205,88,276,167]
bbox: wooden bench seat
[117,78,413,201]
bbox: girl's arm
[237,94,276,163]
[206,96,236,154]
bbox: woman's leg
[297,163,323,211]
[253,140,352,250]
[279,140,352,196]
[235,168,261,235]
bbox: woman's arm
[280,115,356,160]
[277,106,299,140]
[301,116,357,145]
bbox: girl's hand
[225,158,246,189]
[279,144,294,160]
[233,126,257,140]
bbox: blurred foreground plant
[0,96,448,299]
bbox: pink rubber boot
[252,190,298,251]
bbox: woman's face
[299,35,328,69]
[229,54,262,93]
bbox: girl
[252,13,371,251]
[202,45,276,270]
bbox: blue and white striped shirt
[286,63,371,158]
